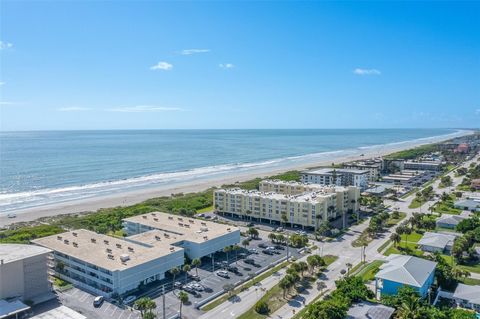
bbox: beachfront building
[374,254,436,298]
[0,244,53,304]
[300,168,368,190]
[343,159,383,182]
[403,160,442,172]
[33,229,185,297]
[381,170,428,185]
[122,212,241,260]
[259,179,334,195]
[214,185,359,229]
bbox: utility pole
[162,285,166,319]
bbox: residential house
[374,254,436,298]
[452,283,480,311]
[454,199,480,212]
[347,301,395,319]
[435,214,468,229]
[417,232,457,254]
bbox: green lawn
[409,198,425,209]
[400,231,423,243]
[355,260,385,282]
[456,262,480,274]
[384,242,424,257]
[377,240,392,253]
[323,255,339,267]
[197,205,214,213]
[460,277,480,285]
[386,212,407,227]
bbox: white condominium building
[259,179,332,195]
[343,159,383,182]
[33,229,184,297]
[300,168,369,190]
[123,212,240,260]
[214,184,359,229]
[33,212,240,297]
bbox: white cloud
[475,108,480,116]
[0,41,13,50]
[108,105,183,113]
[150,61,173,71]
[0,101,17,105]
[57,107,91,112]
[353,68,381,76]
[180,49,210,55]
[0,82,5,86]
[219,63,235,69]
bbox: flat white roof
[33,229,183,271]
[216,188,340,203]
[303,168,368,175]
[0,244,51,264]
[123,212,240,243]
[30,306,87,319]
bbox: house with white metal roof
[436,214,468,229]
[347,301,395,319]
[374,254,436,298]
[417,232,457,254]
[454,199,480,212]
[452,283,480,311]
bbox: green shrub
[254,300,270,314]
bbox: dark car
[244,258,255,265]
[262,249,274,255]
[182,285,199,296]
[227,265,239,273]
[258,243,267,249]
[274,245,285,250]
[247,222,255,227]
[238,253,247,259]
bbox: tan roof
[32,229,183,271]
[123,212,240,243]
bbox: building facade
[343,159,383,182]
[0,244,52,303]
[403,161,442,171]
[214,182,359,229]
[300,168,368,190]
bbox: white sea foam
[0,129,471,213]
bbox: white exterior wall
[182,230,241,259]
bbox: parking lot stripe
[79,293,89,302]
[110,305,118,316]
[103,303,112,312]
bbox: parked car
[93,296,104,307]
[248,248,258,254]
[238,253,247,259]
[182,285,199,296]
[216,270,230,278]
[188,274,201,281]
[244,258,255,265]
[227,265,239,273]
[276,227,284,232]
[258,243,267,248]
[196,213,205,217]
[266,246,275,250]
[274,245,285,250]
[174,281,183,289]
[123,295,137,305]
[262,249,274,255]
[247,222,255,227]
[191,283,204,291]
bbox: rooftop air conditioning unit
[120,254,130,262]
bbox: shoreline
[0,129,473,228]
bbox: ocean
[0,129,466,213]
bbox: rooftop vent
[107,254,114,259]
[155,235,161,241]
[72,232,78,237]
[168,216,174,220]
[152,213,156,216]
[128,247,134,252]
[57,236,62,240]
[106,248,112,253]
[142,215,147,219]
[116,243,122,249]
[203,236,208,240]
[227,228,231,232]
[104,240,109,245]
[178,223,183,227]
[64,239,69,244]
[73,242,78,247]
[184,224,190,228]
[164,233,170,238]
[201,222,207,226]
[120,254,130,262]
[189,219,194,223]
[91,238,97,243]
[154,218,159,222]
[169,247,175,251]
[178,217,183,221]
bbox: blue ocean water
[0,129,463,212]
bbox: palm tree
[192,258,201,277]
[231,245,240,264]
[397,294,422,319]
[390,233,401,247]
[268,233,277,243]
[297,261,308,277]
[403,227,412,249]
[279,276,292,298]
[242,239,250,249]
[182,264,191,283]
[224,246,232,263]
[134,297,156,319]
[170,267,180,286]
[178,291,188,318]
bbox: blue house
[375,254,437,298]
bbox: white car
[93,296,104,307]
[123,295,137,305]
[191,283,204,291]
[216,270,229,278]
[249,248,258,254]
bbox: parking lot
[57,287,141,319]
[55,235,301,319]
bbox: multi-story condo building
[343,159,383,182]
[33,212,240,297]
[0,244,53,304]
[403,160,442,171]
[259,179,333,195]
[300,168,368,190]
[123,212,240,260]
[214,184,359,229]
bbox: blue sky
[1,1,479,130]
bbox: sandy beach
[0,130,473,228]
